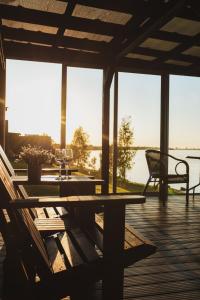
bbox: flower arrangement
[19,145,54,165]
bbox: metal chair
[143,149,189,205]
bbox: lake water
[89,149,200,192]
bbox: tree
[118,117,135,181]
[71,127,90,168]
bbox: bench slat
[58,232,84,267]
[45,237,66,273]
[70,226,100,263]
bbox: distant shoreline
[87,146,200,151]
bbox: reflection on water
[90,149,200,192]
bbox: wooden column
[60,64,67,148]
[112,72,118,193]
[160,74,169,203]
[0,64,6,150]
[102,67,114,194]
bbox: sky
[6,59,200,148]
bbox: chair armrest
[158,151,189,174]
[9,195,145,208]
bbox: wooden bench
[0,157,156,299]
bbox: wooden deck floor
[1,195,200,299]
[123,195,200,300]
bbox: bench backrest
[0,158,52,278]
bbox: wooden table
[12,175,104,196]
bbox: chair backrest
[145,150,167,178]
[0,158,52,278]
[0,145,15,176]
[0,145,29,198]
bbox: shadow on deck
[1,195,200,299]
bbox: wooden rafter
[105,1,152,57]
[0,4,121,36]
[54,0,76,46]
[4,40,200,77]
[133,47,200,64]
[66,0,200,21]
[154,33,200,64]
[62,0,144,14]
[152,31,200,46]
[177,2,200,22]
[115,0,187,61]
[4,41,105,68]
[118,56,200,77]
[2,26,108,52]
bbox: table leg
[102,204,125,300]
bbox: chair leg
[143,177,151,195]
[186,181,189,206]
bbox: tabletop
[14,167,78,174]
[12,175,104,185]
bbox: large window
[117,73,161,193]
[169,75,200,192]
[6,60,61,144]
[67,67,102,177]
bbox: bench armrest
[9,195,145,208]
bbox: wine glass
[65,148,73,179]
[55,148,65,180]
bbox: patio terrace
[0,1,200,299]
[1,195,200,299]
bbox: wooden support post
[0,64,6,150]
[102,204,125,300]
[60,64,67,149]
[160,74,169,203]
[112,72,118,193]
[102,67,114,194]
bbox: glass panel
[6,59,61,156]
[117,72,161,193]
[67,67,102,183]
[169,75,200,193]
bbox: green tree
[71,127,90,168]
[118,117,135,181]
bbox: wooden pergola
[0,0,200,198]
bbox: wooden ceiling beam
[119,57,200,77]
[105,0,157,57]
[0,4,121,36]
[54,0,76,46]
[61,0,143,14]
[177,2,200,22]
[152,31,200,46]
[154,33,200,64]
[115,0,187,61]
[62,0,200,22]
[133,47,200,64]
[4,40,200,77]
[2,26,108,52]
[4,41,106,68]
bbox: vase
[28,162,42,183]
